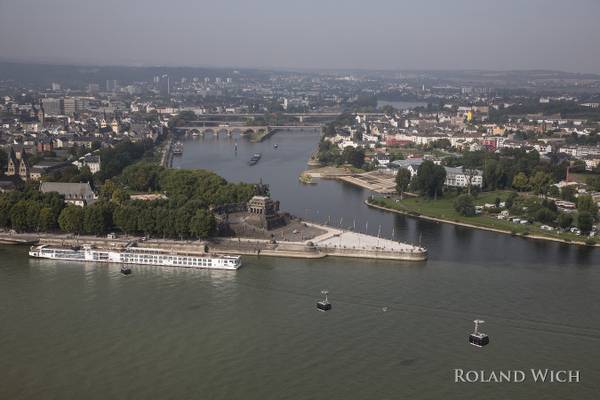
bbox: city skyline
[1,0,600,74]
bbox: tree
[341,147,365,169]
[413,160,446,199]
[558,213,573,229]
[586,175,600,191]
[512,172,529,192]
[137,208,155,236]
[529,171,553,196]
[0,197,11,227]
[174,207,192,239]
[483,159,502,190]
[112,188,130,205]
[58,205,84,234]
[39,207,55,231]
[120,162,163,192]
[577,211,594,233]
[9,201,29,232]
[189,209,215,238]
[454,194,476,216]
[548,185,560,198]
[576,194,598,217]
[99,179,118,201]
[560,186,577,202]
[83,203,112,235]
[505,191,519,210]
[113,206,138,234]
[25,201,41,231]
[395,168,412,199]
[534,208,557,224]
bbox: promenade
[0,220,427,262]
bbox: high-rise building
[159,75,170,96]
[62,97,77,115]
[87,83,100,93]
[106,79,119,92]
[41,98,62,116]
[51,82,61,91]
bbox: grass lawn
[372,190,597,244]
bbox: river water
[1,130,599,399]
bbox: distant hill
[0,61,272,88]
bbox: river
[1,129,599,399]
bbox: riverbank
[302,166,413,194]
[366,198,599,247]
[247,128,274,143]
[0,222,427,262]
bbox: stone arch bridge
[176,125,269,136]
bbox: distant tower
[6,147,18,176]
[159,75,170,97]
[111,118,119,134]
[106,79,118,92]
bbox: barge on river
[29,244,242,270]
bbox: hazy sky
[1,0,599,73]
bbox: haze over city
[1,0,600,73]
[2,1,600,399]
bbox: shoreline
[0,221,427,262]
[365,200,599,248]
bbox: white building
[444,166,483,188]
[390,159,423,177]
[72,154,101,174]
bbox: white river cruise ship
[29,245,242,270]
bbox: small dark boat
[121,265,132,275]
[316,290,331,311]
[248,153,262,166]
[172,142,184,155]
[468,319,489,347]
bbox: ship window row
[51,250,85,259]
[122,255,212,266]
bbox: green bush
[454,194,476,217]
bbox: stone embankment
[1,222,427,262]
